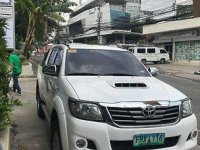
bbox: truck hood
[66,76,186,103]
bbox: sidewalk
[149,62,200,82]
[20,62,36,78]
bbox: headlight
[68,98,103,121]
[182,99,193,118]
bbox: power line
[69,0,193,39]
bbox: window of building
[147,48,155,53]
[137,48,146,53]
[110,4,123,12]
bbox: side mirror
[149,67,158,76]
[42,65,58,76]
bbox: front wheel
[36,84,45,119]
[50,121,63,150]
[160,58,166,64]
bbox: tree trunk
[24,12,36,55]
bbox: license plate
[133,133,165,147]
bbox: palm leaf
[51,2,76,13]
[47,12,66,22]
[15,0,35,13]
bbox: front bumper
[66,114,197,150]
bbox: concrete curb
[0,94,13,150]
[0,127,10,150]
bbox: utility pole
[97,0,102,45]
[193,0,200,17]
[173,0,177,16]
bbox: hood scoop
[115,83,147,88]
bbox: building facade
[126,0,141,20]
[143,17,200,62]
[68,0,141,44]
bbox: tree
[0,19,21,130]
[15,0,77,54]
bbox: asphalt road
[156,74,200,130]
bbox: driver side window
[47,49,58,65]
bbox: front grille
[110,136,179,150]
[107,105,180,127]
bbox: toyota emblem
[143,106,156,118]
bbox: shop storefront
[143,17,200,62]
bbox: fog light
[191,130,198,140]
[75,139,87,149]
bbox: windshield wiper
[66,73,101,76]
[103,73,136,76]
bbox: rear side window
[160,49,167,53]
[137,48,145,53]
[147,48,155,53]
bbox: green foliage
[0,19,22,130]
[15,0,77,48]
[138,39,150,45]
[0,94,22,130]
[0,19,9,94]
[15,34,23,50]
[87,39,98,45]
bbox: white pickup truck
[36,43,197,150]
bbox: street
[156,74,200,129]
[10,75,200,149]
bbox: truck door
[160,49,170,61]
[45,46,64,116]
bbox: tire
[160,58,166,64]
[141,59,147,65]
[36,84,45,119]
[50,120,63,150]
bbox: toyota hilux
[36,43,198,150]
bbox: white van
[128,47,170,64]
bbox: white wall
[68,3,111,34]
[143,17,200,35]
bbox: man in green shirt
[9,50,22,95]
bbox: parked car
[36,43,197,150]
[128,47,170,64]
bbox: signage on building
[0,7,13,15]
[0,0,15,49]
[159,30,197,40]
[0,0,12,6]
[4,18,14,49]
[0,0,13,15]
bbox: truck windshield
[65,49,150,76]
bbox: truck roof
[57,43,127,51]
